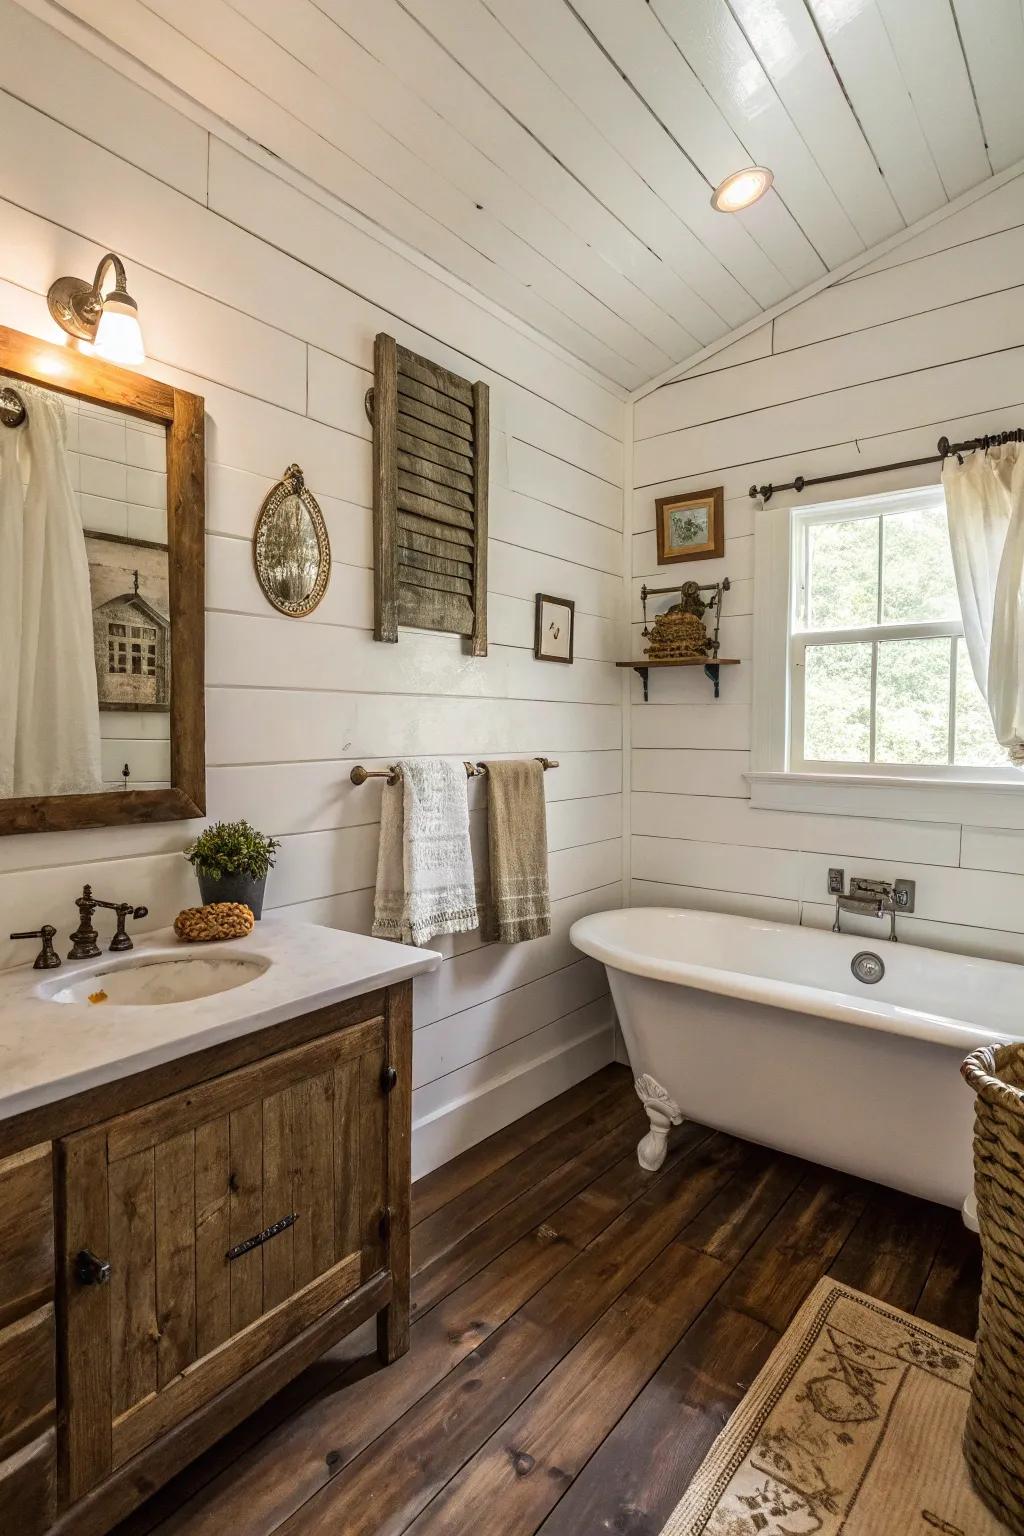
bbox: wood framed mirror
[0,323,205,835]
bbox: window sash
[789,622,1018,777]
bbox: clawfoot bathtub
[571,907,1020,1212]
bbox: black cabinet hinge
[380,1064,398,1094]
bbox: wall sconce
[47,253,145,367]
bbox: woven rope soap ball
[174,902,255,943]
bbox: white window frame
[750,485,1024,828]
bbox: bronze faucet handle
[10,925,61,970]
[109,903,149,953]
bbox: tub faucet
[829,872,915,943]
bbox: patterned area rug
[661,1278,1008,1535]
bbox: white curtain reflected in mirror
[0,375,171,797]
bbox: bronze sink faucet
[69,884,149,959]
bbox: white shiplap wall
[0,6,627,1177]
[630,172,1024,963]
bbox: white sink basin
[43,955,270,1007]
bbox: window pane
[881,504,959,623]
[805,517,878,630]
[954,641,1005,767]
[804,643,872,761]
[875,638,949,764]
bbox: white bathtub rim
[570,908,1019,1055]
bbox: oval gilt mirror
[253,463,330,617]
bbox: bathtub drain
[851,951,884,985]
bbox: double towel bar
[351,757,559,786]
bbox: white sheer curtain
[942,442,1024,766]
[13,385,103,797]
[0,422,24,798]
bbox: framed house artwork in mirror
[252,463,330,617]
[656,486,725,565]
[0,323,205,835]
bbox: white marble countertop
[0,917,441,1126]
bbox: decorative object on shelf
[960,1041,1024,1533]
[644,579,717,660]
[184,819,280,920]
[655,485,724,565]
[534,592,575,663]
[173,901,256,943]
[619,576,738,700]
[252,463,330,618]
[47,252,145,365]
[366,333,488,653]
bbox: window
[107,622,127,674]
[790,488,1004,778]
[107,619,158,677]
[750,485,1024,825]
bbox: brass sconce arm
[47,252,139,345]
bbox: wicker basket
[961,1041,1024,1534]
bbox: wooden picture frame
[534,593,575,664]
[0,323,206,835]
[655,486,725,564]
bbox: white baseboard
[411,1016,616,1180]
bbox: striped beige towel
[480,759,550,944]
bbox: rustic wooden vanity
[0,921,438,1536]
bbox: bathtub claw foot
[634,1073,683,1171]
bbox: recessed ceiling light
[711,166,774,213]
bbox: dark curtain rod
[748,428,1024,502]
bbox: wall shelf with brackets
[616,656,741,701]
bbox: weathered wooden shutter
[370,334,488,656]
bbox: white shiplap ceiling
[45,0,1022,391]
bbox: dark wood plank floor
[114,1063,981,1536]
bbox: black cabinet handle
[381,1065,398,1094]
[75,1249,112,1286]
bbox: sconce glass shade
[93,293,145,366]
[47,253,146,366]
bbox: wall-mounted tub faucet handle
[69,884,101,959]
[109,902,149,952]
[829,873,916,943]
[9,925,61,969]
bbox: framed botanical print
[534,593,575,663]
[655,486,725,564]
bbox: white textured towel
[371,758,479,946]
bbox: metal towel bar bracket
[351,757,559,786]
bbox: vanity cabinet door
[58,1015,389,1503]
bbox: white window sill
[747,770,1024,829]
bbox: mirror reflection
[0,374,170,799]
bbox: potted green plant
[184,820,280,920]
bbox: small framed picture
[534,593,575,664]
[655,486,725,564]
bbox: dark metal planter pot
[197,871,267,919]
